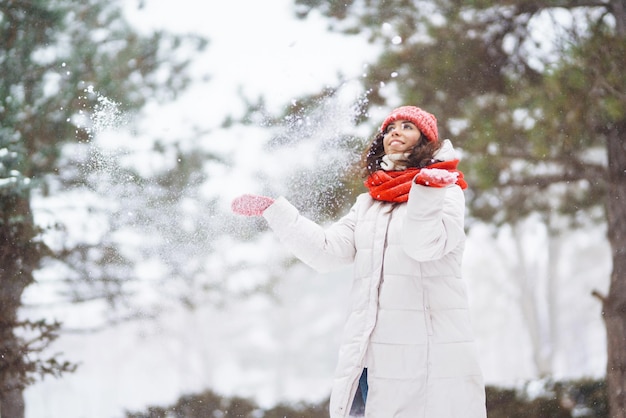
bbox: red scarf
[364,160,468,203]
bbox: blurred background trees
[126,378,608,417]
[0,1,206,416]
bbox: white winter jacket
[263,181,486,418]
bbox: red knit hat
[380,106,439,142]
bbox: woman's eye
[402,123,413,129]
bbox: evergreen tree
[0,1,205,416]
[293,0,626,415]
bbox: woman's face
[382,120,422,155]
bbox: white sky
[125,0,373,127]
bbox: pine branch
[592,289,607,305]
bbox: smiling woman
[383,120,422,154]
[232,105,484,418]
[365,107,446,175]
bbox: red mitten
[415,168,459,188]
[231,194,275,216]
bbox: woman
[232,106,486,418]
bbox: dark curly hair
[360,130,443,177]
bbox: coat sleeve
[262,196,358,273]
[401,183,465,261]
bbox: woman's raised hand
[231,194,275,216]
[415,168,459,188]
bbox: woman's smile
[383,120,422,154]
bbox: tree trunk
[511,223,552,377]
[546,222,561,374]
[0,196,36,418]
[0,387,25,418]
[0,288,28,418]
[0,281,28,418]
[603,123,626,418]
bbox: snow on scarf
[364,160,468,203]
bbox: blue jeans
[349,368,368,416]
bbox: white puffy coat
[263,181,486,418]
